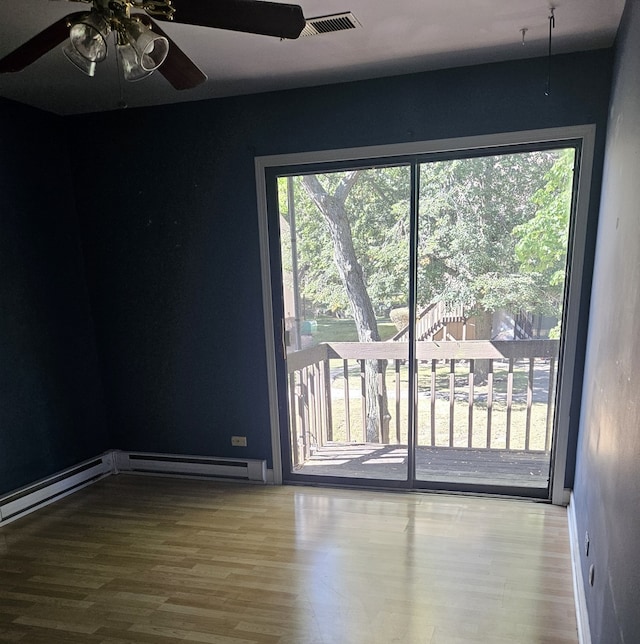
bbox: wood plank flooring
[0,475,578,643]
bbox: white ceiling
[0,0,625,115]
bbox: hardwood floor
[0,475,578,643]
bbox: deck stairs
[391,300,466,342]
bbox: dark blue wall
[0,99,110,495]
[74,50,612,472]
[574,1,640,642]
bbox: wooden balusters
[342,359,351,442]
[286,341,559,462]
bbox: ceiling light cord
[545,7,555,96]
[520,28,527,46]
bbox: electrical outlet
[231,436,247,447]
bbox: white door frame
[255,125,596,504]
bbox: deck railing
[286,340,559,468]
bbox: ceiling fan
[0,0,307,90]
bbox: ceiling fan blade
[138,15,207,90]
[153,0,306,40]
[0,13,85,73]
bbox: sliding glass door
[413,149,573,492]
[276,166,411,482]
[260,131,587,499]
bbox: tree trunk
[473,309,494,384]
[301,174,390,443]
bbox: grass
[326,397,551,451]
[311,316,398,343]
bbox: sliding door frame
[255,125,595,504]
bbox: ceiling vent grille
[300,12,361,37]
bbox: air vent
[301,12,361,37]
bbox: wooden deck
[293,443,551,489]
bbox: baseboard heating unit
[0,451,268,527]
[0,452,113,526]
[114,451,267,483]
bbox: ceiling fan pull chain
[545,7,555,96]
[114,33,128,109]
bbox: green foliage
[474,273,543,312]
[280,148,573,327]
[280,167,411,316]
[417,151,564,319]
[513,148,574,317]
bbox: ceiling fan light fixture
[63,42,97,76]
[68,12,110,62]
[0,0,302,90]
[125,19,169,71]
[116,42,154,81]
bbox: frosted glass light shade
[126,20,168,71]
[63,43,97,76]
[69,12,110,62]
[117,43,154,82]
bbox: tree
[416,151,563,379]
[282,148,572,426]
[284,167,410,318]
[513,148,575,336]
[287,152,568,330]
[416,152,562,312]
[299,172,393,442]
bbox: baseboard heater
[0,452,113,526]
[115,451,267,483]
[0,451,267,527]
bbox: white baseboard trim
[0,450,269,527]
[568,492,592,644]
[0,452,113,527]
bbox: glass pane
[414,148,574,490]
[278,166,411,481]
